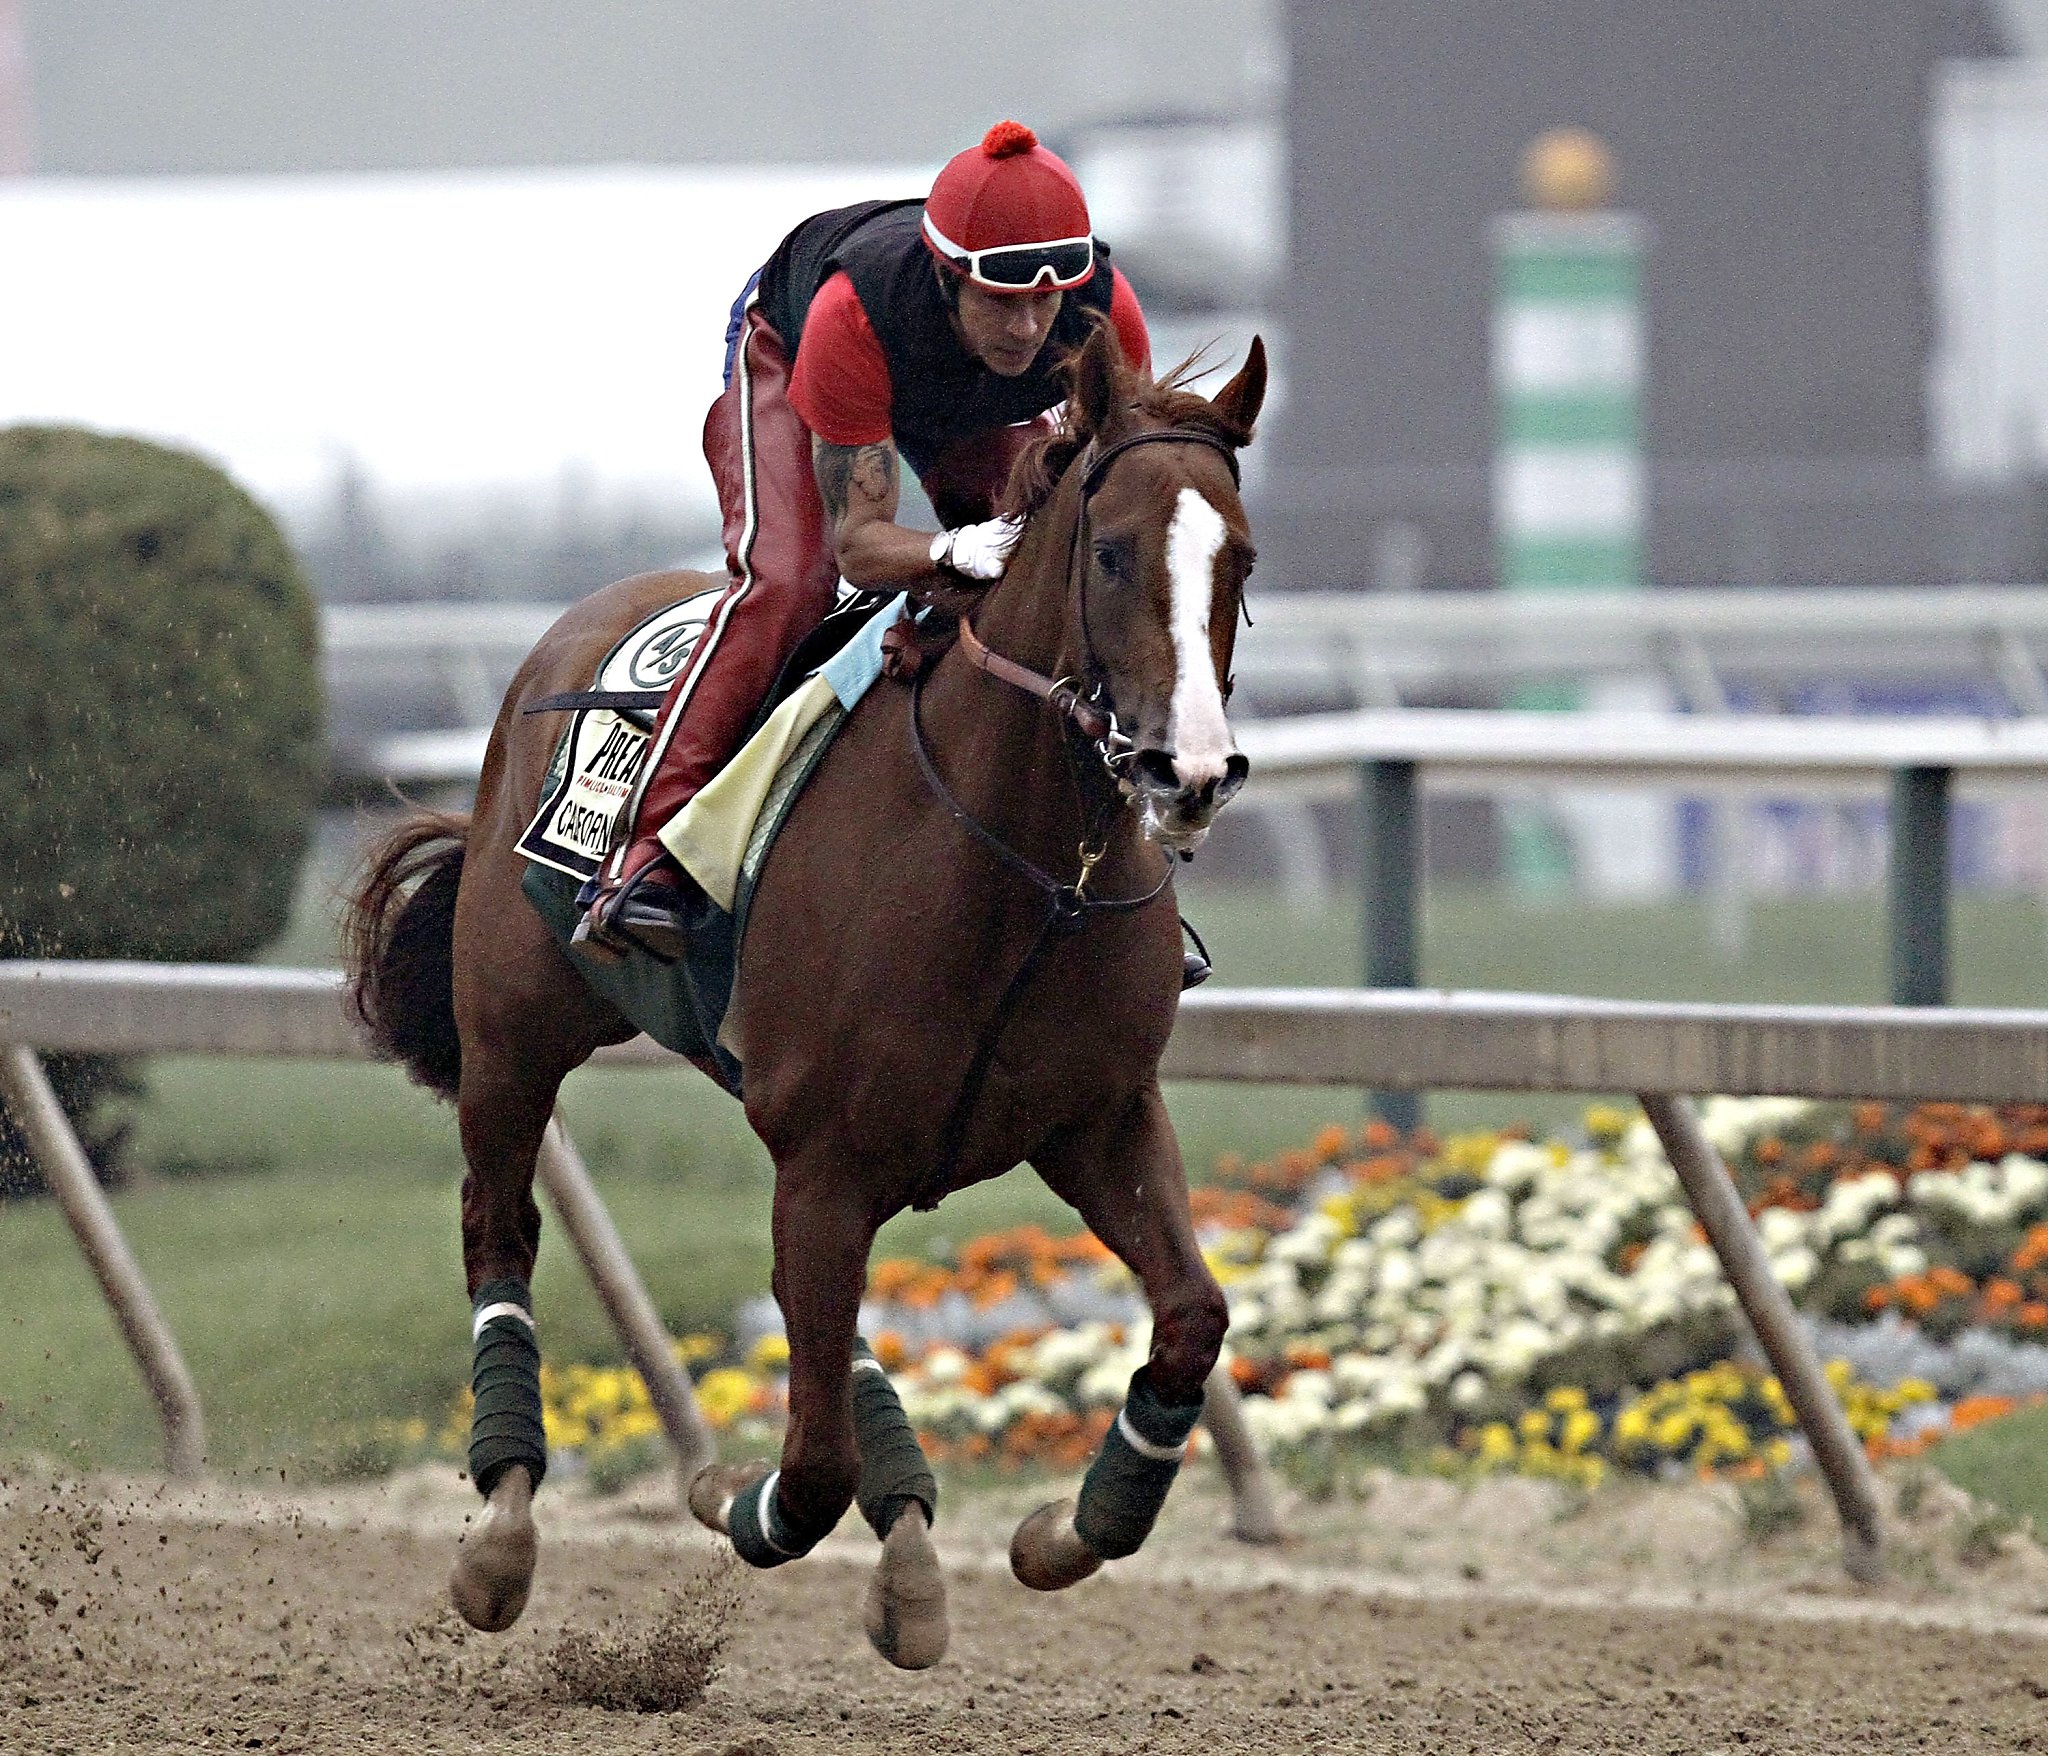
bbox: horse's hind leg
[1013,1082,1228,1590]
[448,986,609,1633]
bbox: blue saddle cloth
[519,590,907,1094]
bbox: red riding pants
[618,305,840,849]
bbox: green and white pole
[1492,207,1644,595]
[1492,131,1646,892]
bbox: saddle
[514,587,913,1090]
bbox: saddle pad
[515,590,912,1089]
[658,583,906,914]
[515,585,729,880]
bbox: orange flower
[1361,1118,1400,1151]
[2021,1303,2048,1330]
[1949,1395,2018,1433]
[1284,1342,1332,1371]
[1754,1137,1786,1166]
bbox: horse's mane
[999,341,1252,521]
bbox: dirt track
[8,1467,2048,1754]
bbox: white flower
[921,1345,971,1388]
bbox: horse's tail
[340,809,470,1100]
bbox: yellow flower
[1519,1408,1552,1440]
[1560,1408,1602,1455]
[673,1332,723,1364]
[1545,1385,1589,1413]
[1584,1104,1631,1142]
[1477,1422,1517,1465]
[696,1367,757,1430]
[750,1333,791,1373]
[1653,1411,1695,1451]
[1317,1191,1361,1238]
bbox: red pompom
[981,120,1039,159]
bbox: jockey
[577,119,1152,961]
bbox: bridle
[903,420,1244,1210]
[910,420,1245,911]
[953,423,1245,763]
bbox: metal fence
[10,958,2048,1575]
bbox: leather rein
[902,422,1242,1210]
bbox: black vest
[755,199,1117,481]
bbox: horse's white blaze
[1163,486,1233,784]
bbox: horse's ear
[1072,318,1126,440]
[1210,335,1268,439]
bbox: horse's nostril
[1216,752,1250,803]
[1132,748,1180,793]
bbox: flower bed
[857,1099,2048,1481]
[434,1099,2048,1490]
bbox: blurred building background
[10,0,2048,903]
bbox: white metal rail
[9,960,2048,1576]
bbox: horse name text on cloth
[516,589,724,879]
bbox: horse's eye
[1093,540,1127,580]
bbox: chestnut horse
[342,323,1265,1669]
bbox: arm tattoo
[814,438,898,526]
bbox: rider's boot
[574,832,692,964]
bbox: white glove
[930,515,1024,582]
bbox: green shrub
[0,425,322,1189]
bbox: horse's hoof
[686,1460,770,1536]
[1009,1498,1103,1593]
[864,1502,948,1670]
[450,1465,537,1632]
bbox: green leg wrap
[468,1277,547,1499]
[852,1337,938,1540]
[1073,1365,1203,1561]
[728,1469,837,1570]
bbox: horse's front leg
[687,1166,948,1669]
[1013,1081,1228,1589]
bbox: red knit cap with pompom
[982,120,1038,159]
[924,120,1092,271]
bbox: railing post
[534,1119,716,1477]
[1199,1364,1285,1544]
[1889,765,1951,1006]
[0,1041,207,1478]
[1359,758,1420,1133]
[1639,1091,1883,1583]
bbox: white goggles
[922,212,1096,291]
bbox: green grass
[6,864,2047,1475]
[1926,1403,2048,1535]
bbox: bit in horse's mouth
[1137,794,1215,853]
